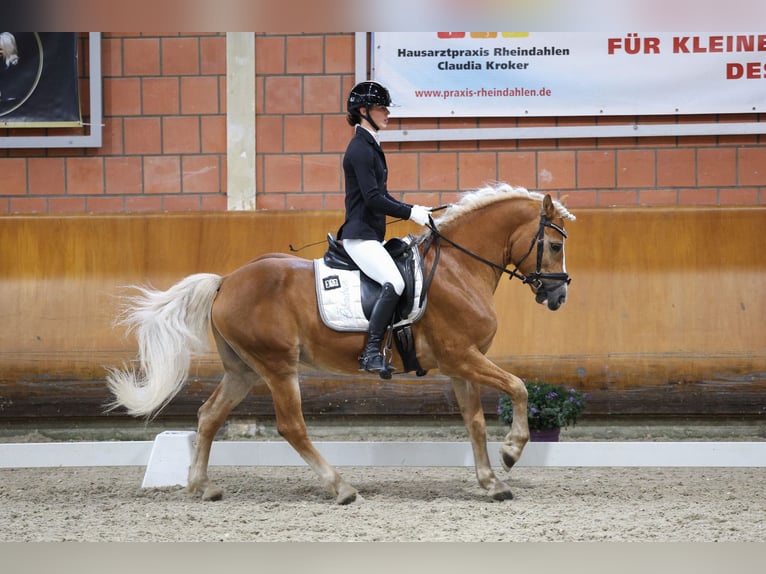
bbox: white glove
[409,205,431,226]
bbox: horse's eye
[549,242,563,254]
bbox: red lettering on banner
[607,34,660,55]
[727,62,766,79]
[675,35,766,53]
[674,37,690,53]
[709,36,724,52]
[692,37,708,53]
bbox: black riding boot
[359,282,400,379]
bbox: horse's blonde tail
[106,273,223,418]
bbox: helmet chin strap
[361,108,380,132]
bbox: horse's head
[513,194,574,311]
[430,184,574,310]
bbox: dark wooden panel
[1,371,764,419]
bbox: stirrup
[358,352,394,380]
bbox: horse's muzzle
[534,281,568,310]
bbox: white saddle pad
[313,244,426,332]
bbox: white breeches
[342,239,405,295]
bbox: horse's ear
[542,194,556,219]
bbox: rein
[422,210,570,291]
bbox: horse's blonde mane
[435,183,576,228]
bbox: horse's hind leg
[188,331,258,501]
[451,377,514,501]
[187,371,255,500]
[264,366,360,505]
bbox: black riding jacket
[337,127,412,241]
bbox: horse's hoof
[501,451,516,471]
[336,486,361,505]
[202,485,224,501]
[500,447,517,472]
[490,483,514,501]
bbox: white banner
[372,32,766,118]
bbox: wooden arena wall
[1,207,764,419]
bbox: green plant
[497,380,587,431]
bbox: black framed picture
[0,32,80,126]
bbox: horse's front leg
[451,377,514,501]
[442,348,529,472]
[498,372,529,471]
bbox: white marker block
[141,430,196,488]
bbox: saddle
[314,234,428,376]
[323,234,420,320]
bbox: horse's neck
[436,199,536,286]
[447,199,535,253]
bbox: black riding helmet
[347,81,392,111]
[346,81,393,130]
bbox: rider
[336,81,432,377]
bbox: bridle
[421,209,570,301]
[510,211,571,293]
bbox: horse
[106,183,575,504]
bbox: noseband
[423,210,570,295]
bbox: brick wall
[0,32,763,214]
[0,32,227,214]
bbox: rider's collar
[357,124,380,146]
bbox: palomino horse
[107,183,575,504]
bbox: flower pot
[529,427,561,442]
